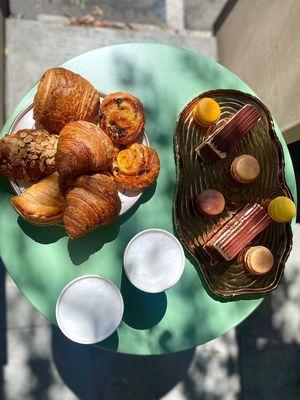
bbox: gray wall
[216,0,300,143]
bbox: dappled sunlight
[163,330,240,400]
[271,224,300,344]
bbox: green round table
[0,43,296,355]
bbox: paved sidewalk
[10,0,227,31]
[5,18,217,117]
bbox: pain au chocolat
[33,67,99,134]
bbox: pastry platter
[1,67,160,238]
[174,89,294,298]
[7,101,150,216]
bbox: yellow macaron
[193,98,221,127]
[268,196,296,222]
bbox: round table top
[0,43,296,355]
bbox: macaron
[196,189,225,216]
[243,246,274,275]
[268,196,296,222]
[230,155,260,183]
[193,98,221,127]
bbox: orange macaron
[243,246,274,275]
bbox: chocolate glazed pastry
[112,143,160,190]
[99,92,146,146]
[195,104,261,164]
[0,129,58,181]
[55,121,114,180]
[63,173,121,239]
[33,67,100,134]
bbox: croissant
[55,121,114,180]
[63,173,121,239]
[33,67,99,134]
[112,143,160,190]
[11,173,65,226]
[99,92,145,145]
[0,129,58,181]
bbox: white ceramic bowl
[55,275,124,344]
[123,229,185,293]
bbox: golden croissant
[11,173,65,225]
[33,67,99,134]
[112,143,160,190]
[99,92,145,145]
[0,129,58,181]
[63,173,121,239]
[55,121,114,180]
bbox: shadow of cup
[121,271,167,330]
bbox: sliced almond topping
[19,132,27,139]
[30,160,35,168]
[11,158,20,167]
[47,149,56,157]
[23,135,33,143]
[46,157,54,165]
[35,144,42,151]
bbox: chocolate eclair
[195,104,261,164]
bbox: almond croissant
[63,173,121,239]
[55,121,114,180]
[0,129,58,181]
[33,67,99,134]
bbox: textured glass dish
[174,89,293,298]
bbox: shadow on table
[17,218,66,244]
[52,326,195,400]
[15,181,157,266]
[121,271,167,330]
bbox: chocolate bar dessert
[195,104,261,164]
[204,203,272,261]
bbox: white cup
[123,229,185,293]
[56,275,124,344]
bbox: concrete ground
[1,2,300,399]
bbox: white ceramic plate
[7,102,149,216]
[55,275,124,344]
[123,229,185,293]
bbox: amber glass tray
[174,89,293,298]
